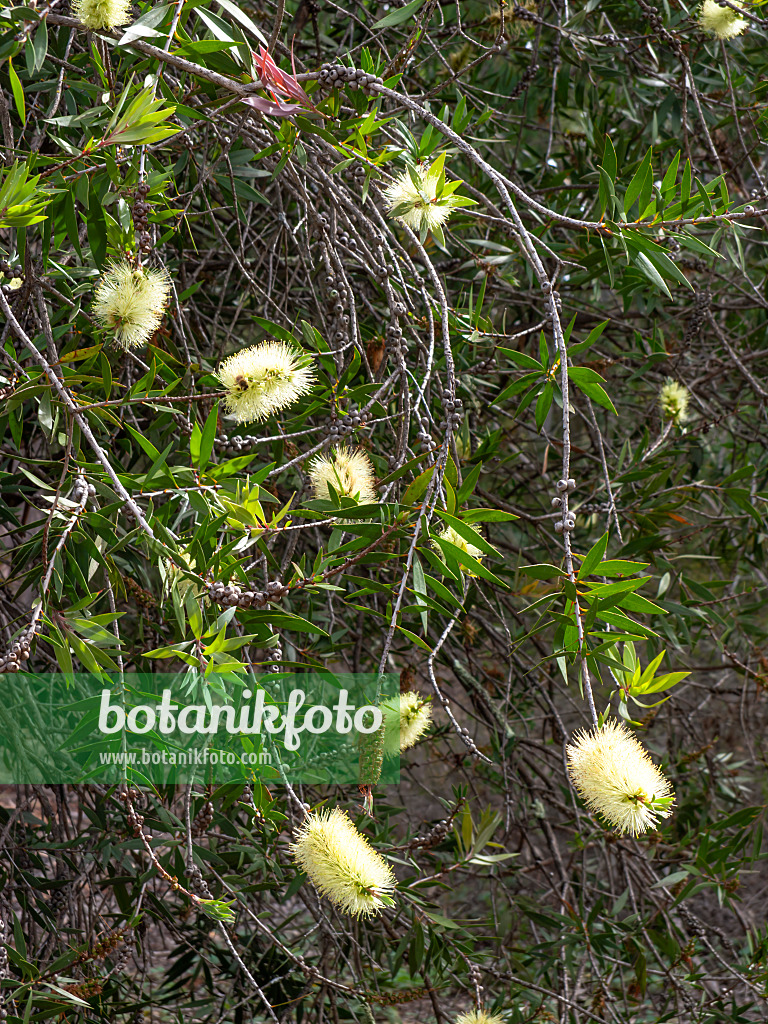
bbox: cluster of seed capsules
[132,181,153,255]
[466,961,485,1003]
[385,318,404,354]
[0,259,23,293]
[171,411,194,437]
[118,787,142,803]
[323,403,371,441]
[48,885,71,914]
[0,625,33,674]
[634,0,684,56]
[313,236,356,346]
[316,64,384,97]
[334,226,361,254]
[457,723,484,758]
[344,161,367,188]
[207,579,290,609]
[214,433,262,454]
[187,862,212,898]
[73,476,97,504]
[509,60,540,102]
[123,800,150,841]
[511,3,538,20]
[332,219,389,283]
[335,221,388,281]
[438,389,464,431]
[414,416,434,453]
[333,222,376,272]
[552,477,577,532]
[190,799,214,837]
[293,954,322,980]
[111,944,133,973]
[406,817,452,849]
[683,285,712,343]
[321,259,352,346]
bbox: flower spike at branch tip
[383,152,477,244]
[455,1012,506,1024]
[382,692,433,755]
[699,0,747,39]
[309,447,376,503]
[291,807,396,918]
[659,379,690,425]
[567,720,674,836]
[92,260,170,350]
[216,341,316,424]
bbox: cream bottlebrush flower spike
[383,151,477,245]
[455,1012,506,1024]
[216,341,315,424]
[72,0,131,31]
[567,720,674,836]
[659,379,690,425]
[309,447,376,502]
[291,807,396,918]
[698,0,747,39]
[432,523,484,575]
[382,691,432,755]
[93,260,170,349]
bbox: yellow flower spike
[308,446,376,502]
[659,379,690,425]
[698,0,747,39]
[72,0,131,30]
[432,523,484,575]
[92,260,170,350]
[216,341,315,424]
[455,1012,506,1024]
[290,807,397,918]
[382,691,433,754]
[567,720,674,836]
[383,153,475,242]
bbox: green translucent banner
[0,672,401,785]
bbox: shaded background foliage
[1,0,768,1022]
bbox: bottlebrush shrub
[1,4,766,1023]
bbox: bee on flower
[698,0,747,39]
[383,151,477,245]
[382,691,432,755]
[216,341,315,424]
[308,447,376,503]
[72,0,131,31]
[566,720,674,836]
[290,807,397,918]
[659,379,690,425]
[92,260,170,349]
